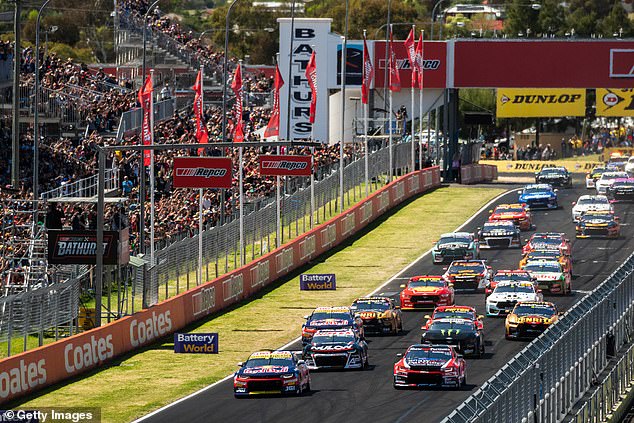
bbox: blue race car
[518,184,558,209]
[233,351,311,397]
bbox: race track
[139,183,634,423]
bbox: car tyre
[363,353,370,369]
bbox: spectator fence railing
[442,249,634,423]
[144,140,415,305]
[40,167,119,200]
[115,98,175,142]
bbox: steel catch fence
[442,250,634,423]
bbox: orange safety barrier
[0,167,441,403]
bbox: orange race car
[488,203,533,231]
[399,276,455,310]
[421,305,484,332]
[522,232,572,256]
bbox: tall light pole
[339,0,349,213]
[222,0,241,145]
[284,0,298,142]
[142,0,160,83]
[430,0,444,41]
[34,0,53,211]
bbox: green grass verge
[13,185,505,422]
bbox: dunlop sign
[596,89,634,117]
[496,89,586,118]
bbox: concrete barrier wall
[460,164,498,184]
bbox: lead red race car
[488,203,533,231]
[393,344,466,389]
[399,276,455,310]
[522,232,572,256]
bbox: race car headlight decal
[302,327,316,335]
[440,293,451,298]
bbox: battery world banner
[496,89,586,118]
[596,89,634,116]
[300,274,336,290]
[48,230,125,265]
[172,157,232,188]
[174,333,218,354]
[259,155,312,176]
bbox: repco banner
[259,155,312,176]
[172,157,232,189]
[496,88,586,118]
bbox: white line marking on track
[573,290,592,294]
[133,187,520,422]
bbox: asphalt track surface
[141,183,634,423]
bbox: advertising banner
[300,274,336,290]
[48,230,121,265]
[172,157,232,189]
[480,160,602,174]
[259,155,312,176]
[373,41,447,89]
[174,333,218,354]
[496,89,586,118]
[596,89,634,116]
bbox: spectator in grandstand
[45,203,64,230]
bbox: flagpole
[388,26,393,182]
[275,53,282,248]
[198,65,204,285]
[410,25,416,173]
[309,46,316,228]
[419,30,425,170]
[238,60,245,266]
[339,34,346,213]
[149,69,155,267]
[363,30,369,197]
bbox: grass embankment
[15,186,506,423]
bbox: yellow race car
[519,250,572,275]
[350,296,403,335]
[505,301,561,339]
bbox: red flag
[361,35,374,105]
[264,64,284,138]
[404,28,417,88]
[193,70,209,155]
[138,75,153,167]
[415,31,424,89]
[231,64,244,142]
[305,51,317,124]
[388,28,401,92]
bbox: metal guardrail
[442,250,634,423]
[40,167,119,200]
[145,141,415,305]
[115,98,175,142]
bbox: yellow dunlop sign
[480,160,603,174]
[496,89,586,118]
[596,89,634,117]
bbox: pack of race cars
[234,163,628,396]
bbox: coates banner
[48,230,122,265]
[496,88,586,118]
[373,40,446,89]
[596,89,634,116]
[259,155,312,176]
[172,157,232,189]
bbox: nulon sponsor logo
[359,201,373,225]
[341,213,356,237]
[250,260,270,289]
[300,235,316,261]
[0,359,47,398]
[175,168,228,178]
[321,224,337,249]
[276,247,294,274]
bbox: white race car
[571,195,614,222]
[596,171,629,194]
[626,157,634,176]
[486,281,543,317]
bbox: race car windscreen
[531,237,560,246]
[513,304,556,317]
[310,311,351,321]
[526,251,560,261]
[495,206,524,214]
[540,168,565,175]
[524,186,551,194]
[448,262,484,273]
[580,214,612,222]
[433,310,475,320]
[406,347,452,361]
[428,320,475,332]
[601,172,628,180]
[311,332,355,345]
[438,235,471,245]
[523,263,562,273]
[494,284,535,294]
[493,273,531,283]
[351,300,390,311]
[612,180,634,187]
[245,357,294,367]
[409,278,445,288]
[484,222,515,231]
[577,197,609,205]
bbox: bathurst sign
[48,230,127,265]
[259,155,312,176]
